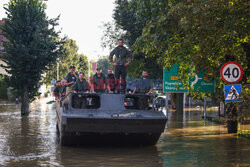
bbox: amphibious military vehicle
[56,92,167,146]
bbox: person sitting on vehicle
[132,70,153,95]
[106,68,115,93]
[90,67,107,93]
[72,72,89,108]
[65,65,78,87]
[132,70,153,109]
[53,80,61,101]
[59,80,68,100]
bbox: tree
[135,0,249,90]
[133,0,249,132]
[100,21,126,50]
[43,38,89,84]
[76,53,88,75]
[0,0,63,115]
[96,56,111,75]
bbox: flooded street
[0,98,249,167]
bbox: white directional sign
[220,61,243,84]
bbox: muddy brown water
[0,98,249,167]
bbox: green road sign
[163,64,215,93]
[163,64,188,93]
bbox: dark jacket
[107,73,115,91]
[72,78,88,92]
[60,86,67,97]
[65,72,78,83]
[91,73,106,92]
[53,86,60,97]
[109,46,132,65]
[136,78,153,93]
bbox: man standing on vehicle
[65,65,78,87]
[109,39,132,94]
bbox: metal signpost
[204,96,207,126]
[165,93,169,119]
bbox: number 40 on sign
[220,61,243,84]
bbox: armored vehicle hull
[56,93,167,146]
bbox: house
[0,20,8,76]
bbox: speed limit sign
[220,61,243,84]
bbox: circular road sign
[220,61,243,84]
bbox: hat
[96,67,101,70]
[69,65,75,69]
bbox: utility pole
[56,58,59,80]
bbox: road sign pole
[166,93,169,119]
[204,96,207,126]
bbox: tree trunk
[21,86,29,116]
[176,93,184,115]
[226,103,238,133]
[227,120,238,133]
[170,93,176,109]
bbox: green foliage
[0,0,63,103]
[130,0,249,125]
[103,0,249,125]
[238,130,250,139]
[100,21,126,50]
[133,0,249,100]
[76,53,88,74]
[97,56,111,75]
[42,38,89,84]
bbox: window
[124,94,152,110]
[72,94,100,109]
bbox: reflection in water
[0,98,249,167]
[158,111,250,167]
[59,146,163,167]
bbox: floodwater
[0,98,249,167]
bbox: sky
[0,0,115,61]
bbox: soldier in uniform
[53,80,61,101]
[59,80,68,100]
[72,72,89,108]
[65,65,78,87]
[132,70,153,109]
[106,68,115,93]
[132,71,153,95]
[109,39,132,93]
[90,67,107,93]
